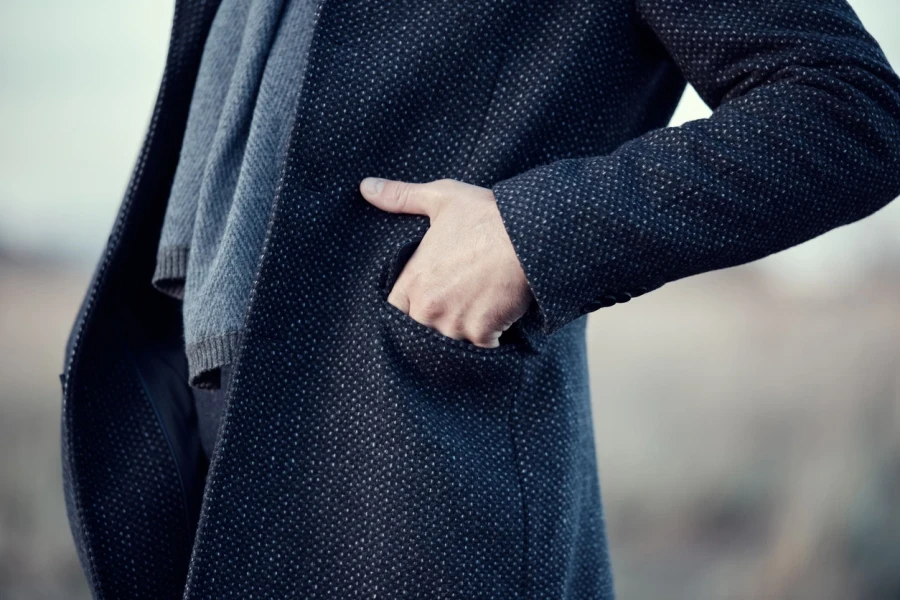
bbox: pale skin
[358,176,533,348]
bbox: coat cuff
[490,158,663,336]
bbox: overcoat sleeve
[490,0,900,336]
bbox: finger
[386,241,423,310]
[407,288,447,330]
[359,177,443,218]
[464,305,510,348]
[432,311,468,341]
[467,328,502,349]
[387,286,411,314]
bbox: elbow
[839,61,900,213]
[869,79,900,208]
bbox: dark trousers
[189,364,232,460]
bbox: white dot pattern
[64,335,195,598]
[490,0,900,336]
[62,0,900,598]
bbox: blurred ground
[0,255,93,600]
[2,251,897,600]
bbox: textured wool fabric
[60,0,900,598]
[152,0,319,389]
[490,1,900,336]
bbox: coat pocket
[375,235,531,359]
[366,237,528,594]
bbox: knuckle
[447,328,467,341]
[449,311,466,333]
[438,323,464,341]
[417,291,445,320]
[469,328,499,348]
[476,307,504,330]
[394,182,419,212]
[442,313,467,341]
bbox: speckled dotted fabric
[60,0,900,598]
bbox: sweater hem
[186,330,244,389]
[151,245,190,300]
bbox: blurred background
[1,1,899,598]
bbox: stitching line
[459,37,513,182]
[508,351,530,599]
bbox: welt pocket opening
[377,236,529,353]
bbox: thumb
[359,177,440,218]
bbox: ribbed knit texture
[151,246,189,299]
[152,0,318,388]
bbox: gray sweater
[152,0,318,388]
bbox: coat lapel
[60,2,223,597]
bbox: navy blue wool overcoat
[60,0,900,597]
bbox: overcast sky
[1,0,898,286]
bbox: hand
[359,177,533,348]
